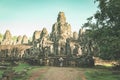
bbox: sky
[0,0,98,37]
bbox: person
[46,59,49,66]
[59,57,64,67]
[39,58,43,65]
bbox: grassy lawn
[0,62,46,80]
[84,67,120,80]
[1,62,120,80]
[13,62,45,80]
[0,62,44,80]
[13,62,30,72]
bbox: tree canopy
[82,0,120,60]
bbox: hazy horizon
[0,0,98,37]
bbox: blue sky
[0,0,98,37]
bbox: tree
[82,0,120,60]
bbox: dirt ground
[29,67,86,80]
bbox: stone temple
[0,12,84,58]
[0,12,95,67]
[31,12,82,57]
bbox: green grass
[13,62,30,72]
[0,62,29,79]
[77,64,120,80]
[13,62,46,80]
[85,69,120,80]
[0,70,4,78]
[12,62,31,80]
[1,62,120,80]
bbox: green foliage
[12,36,17,42]
[82,0,120,60]
[13,62,30,72]
[13,62,45,80]
[85,70,120,80]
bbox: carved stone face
[3,30,12,40]
[33,31,41,40]
[73,32,78,40]
[22,35,28,44]
[16,35,22,44]
[57,12,66,24]
[40,28,48,39]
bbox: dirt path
[29,67,86,80]
[29,68,48,80]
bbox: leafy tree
[82,0,120,60]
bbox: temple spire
[57,12,66,24]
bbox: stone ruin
[0,30,31,58]
[50,12,72,56]
[73,32,78,40]
[51,12,72,41]
[22,35,28,44]
[32,30,41,47]
[16,35,22,44]
[0,12,94,67]
[30,12,82,58]
[1,30,13,45]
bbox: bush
[76,55,94,67]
